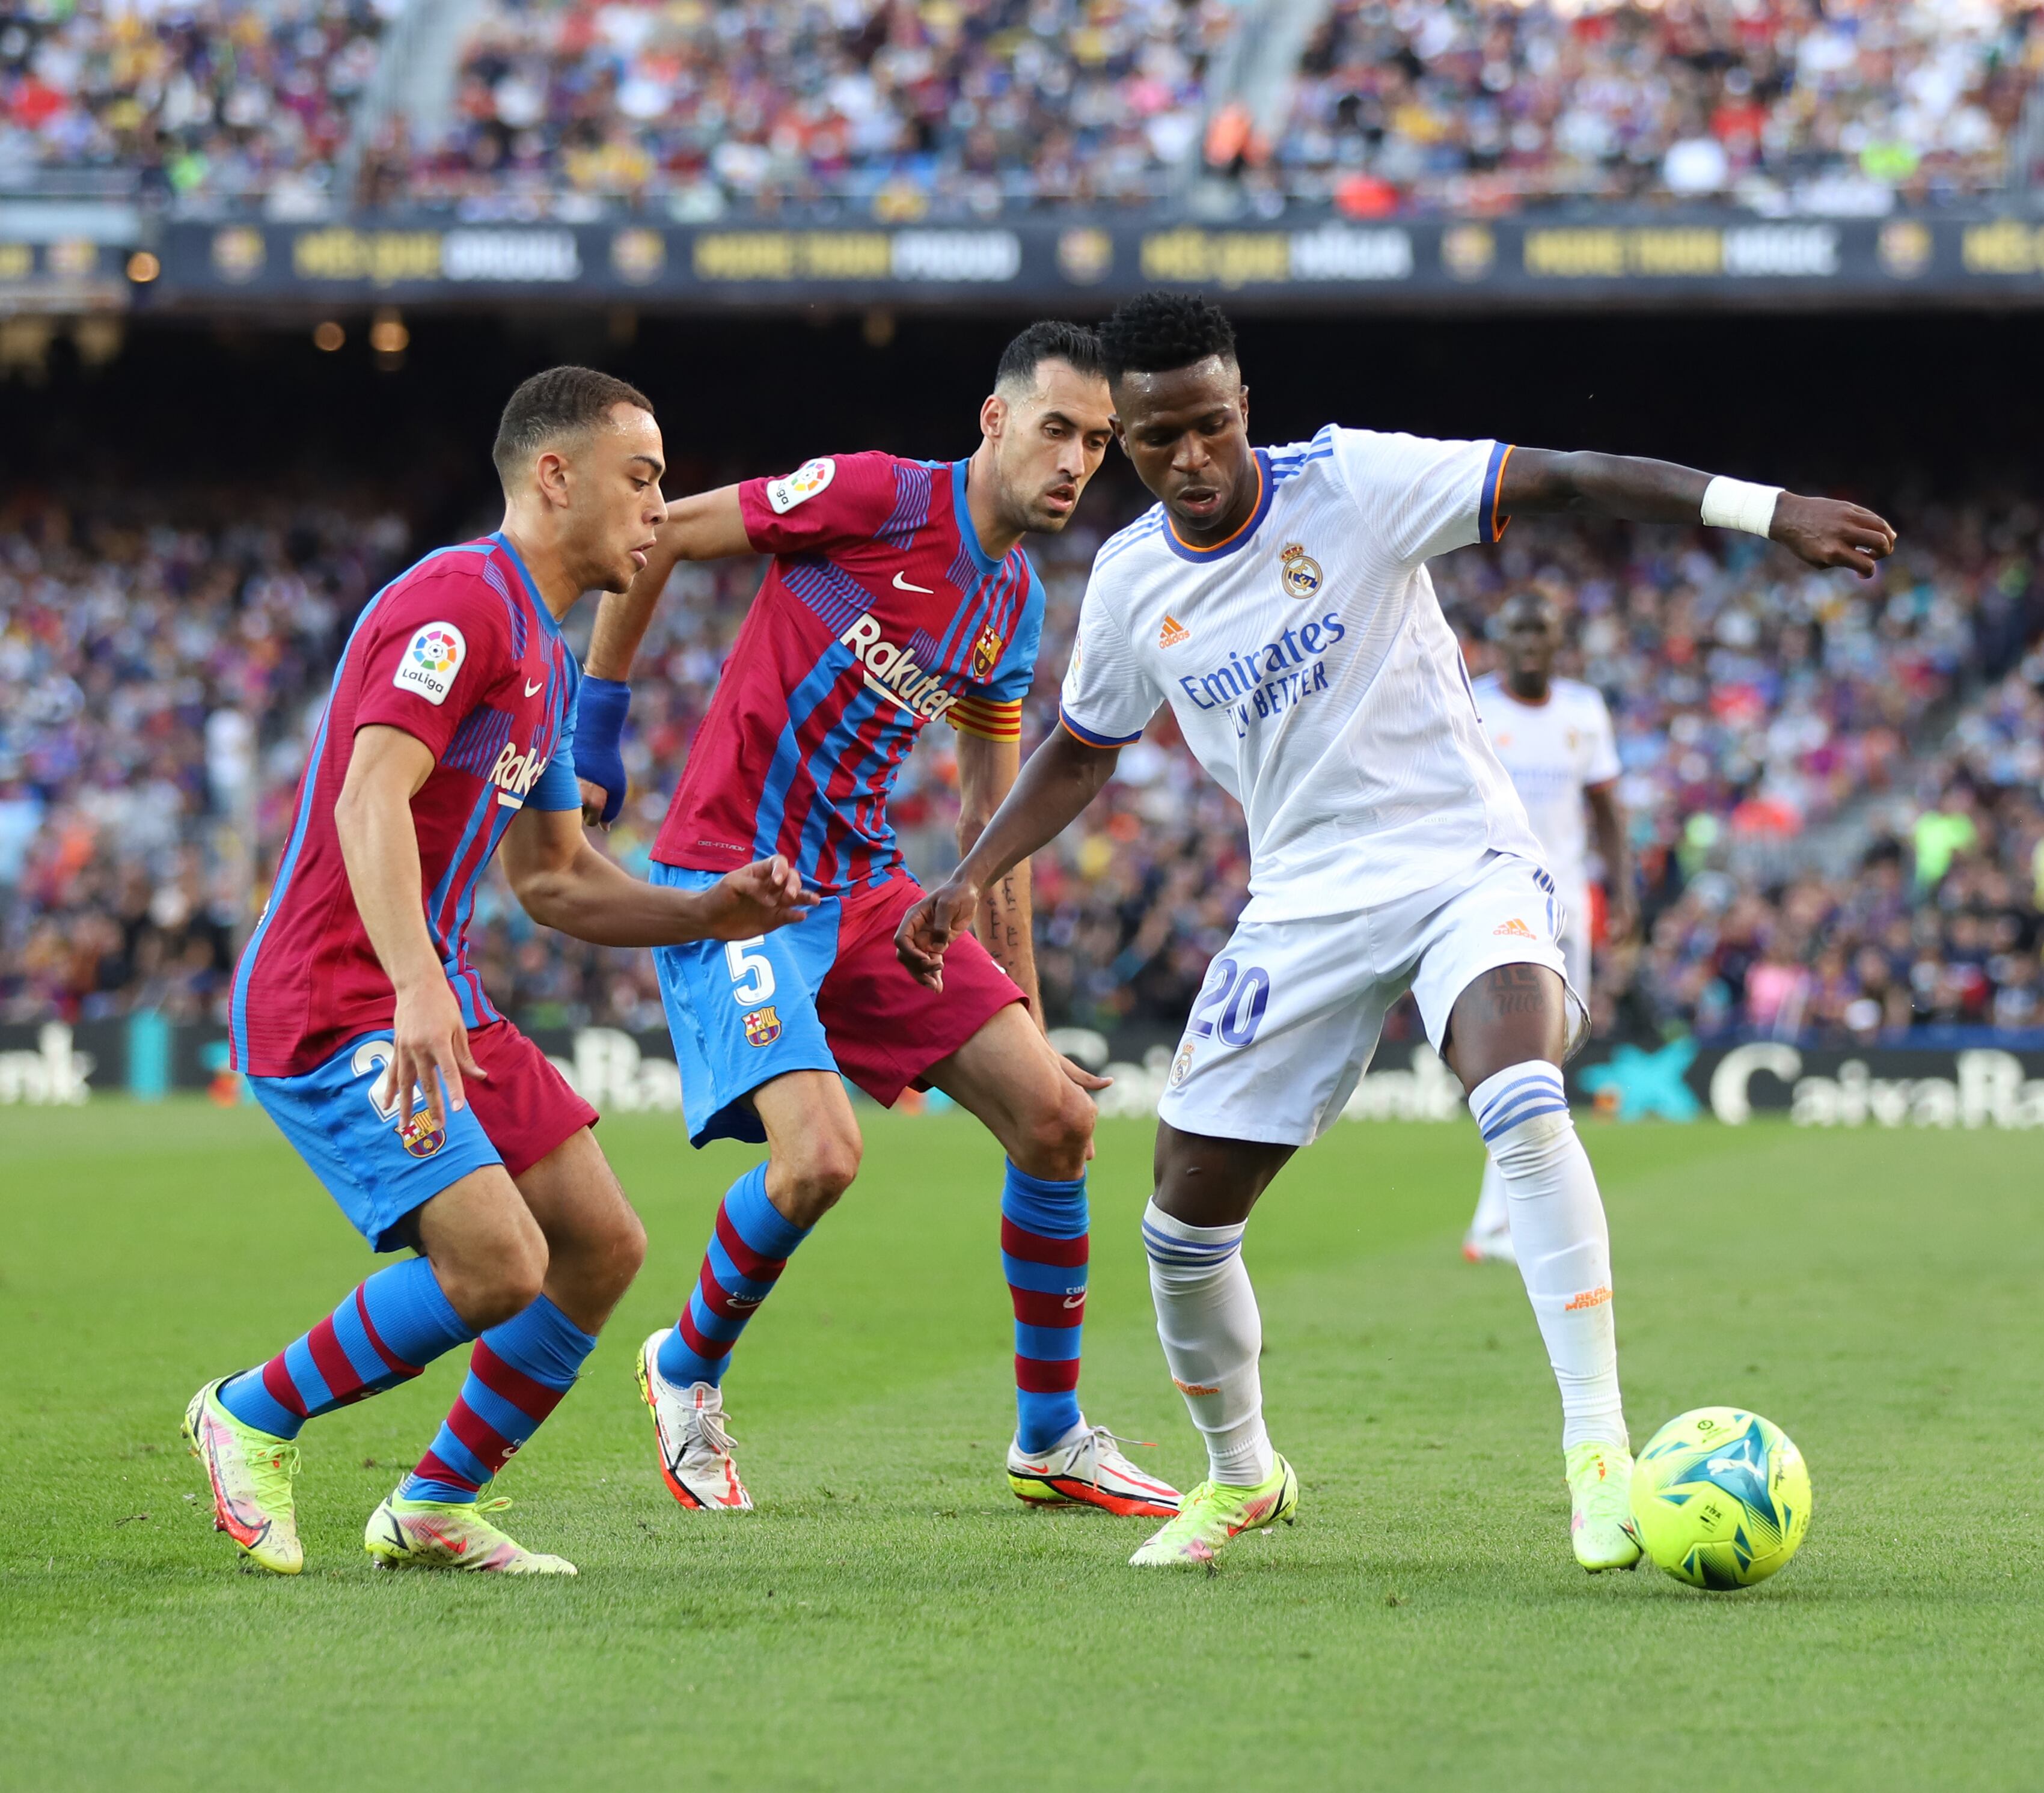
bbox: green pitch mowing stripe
[2,1104,2042,1791]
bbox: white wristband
[1700,476,1781,537]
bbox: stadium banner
[135,212,2044,311]
[14,1020,2044,1131]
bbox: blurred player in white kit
[1463,591,1632,1263]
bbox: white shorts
[1156,852,1587,1148]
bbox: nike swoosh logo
[892,572,934,593]
[524,679,543,696]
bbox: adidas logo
[1158,614,1189,647]
[1492,917,1536,938]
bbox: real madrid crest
[1278,542,1323,600]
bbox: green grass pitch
[5,1101,2043,1791]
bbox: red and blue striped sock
[656,1163,810,1388]
[1002,1162,1088,1453]
[403,1295,598,1504]
[216,1256,471,1440]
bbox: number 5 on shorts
[726,936,776,1006]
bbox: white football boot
[1008,1422,1180,1517]
[637,1328,752,1511]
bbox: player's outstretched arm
[897,727,1118,991]
[1497,450,1896,576]
[335,724,487,1129]
[502,805,815,945]
[578,485,753,825]
[584,486,750,683]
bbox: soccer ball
[1629,1408,1812,1590]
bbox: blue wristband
[575,675,632,826]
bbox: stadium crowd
[1273,0,2040,217]
[397,0,1231,213]
[7,483,2044,1046]
[0,0,391,205]
[6,0,2038,213]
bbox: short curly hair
[1097,290,1238,383]
[492,365,653,483]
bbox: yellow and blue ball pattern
[1629,1407,1812,1590]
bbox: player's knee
[593,1203,649,1301]
[1014,1083,1094,1182]
[773,1131,861,1224]
[445,1245,547,1331]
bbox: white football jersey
[1060,426,1546,919]
[1469,672,1620,903]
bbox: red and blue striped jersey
[230,533,582,1077]
[653,452,1045,894]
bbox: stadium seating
[1272,0,2036,215]
[7,0,2033,211]
[402,0,1231,212]
[0,0,390,204]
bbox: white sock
[1141,1200,1273,1486]
[1467,1063,1627,1452]
[1469,1153,1510,1237]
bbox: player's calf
[1466,1059,1635,1568]
[399,1137,639,1515]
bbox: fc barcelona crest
[399,1111,446,1158]
[972,623,1004,681]
[744,1006,783,1048]
[1278,542,1323,600]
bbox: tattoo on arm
[975,866,1040,1016]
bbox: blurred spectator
[402,0,1231,214]
[1274,0,2039,216]
[10,0,2039,217]
[0,497,405,1022]
[0,0,391,208]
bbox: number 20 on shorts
[1190,958,1270,1046]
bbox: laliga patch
[765,457,835,515]
[393,622,467,706]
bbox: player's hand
[1605,885,1639,945]
[384,974,486,1129]
[1057,1054,1112,1094]
[578,777,616,830]
[1770,495,1896,578]
[896,879,979,991]
[690,856,819,941]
